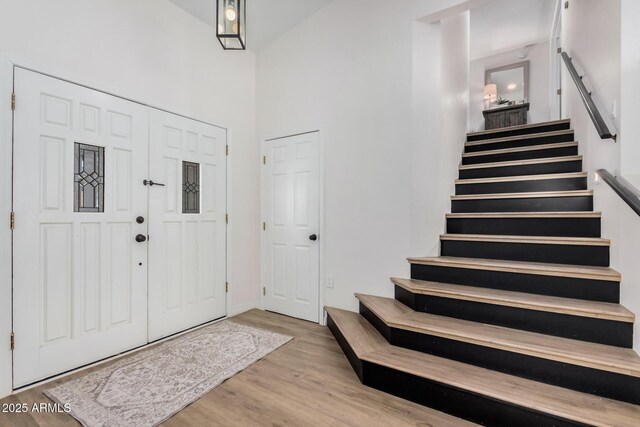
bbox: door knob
[135,234,147,243]
[309,234,318,241]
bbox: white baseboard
[228,300,260,317]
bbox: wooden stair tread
[355,294,640,377]
[391,277,634,322]
[328,307,640,427]
[446,211,600,218]
[455,172,587,184]
[451,189,592,201]
[446,211,601,218]
[459,155,582,170]
[462,141,578,157]
[324,307,388,357]
[364,346,640,427]
[407,256,621,281]
[464,129,574,147]
[466,119,571,137]
[440,233,610,246]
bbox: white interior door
[262,132,320,322]
[148,109,227,341]
[12,68,149,387]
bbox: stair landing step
[407,256,620,282]
[355,294,640,378]
[391,277,634,322]
[440,233,610,246]
[327,307,640,427]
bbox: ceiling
[470,0,557,60]
[170,0,334,52]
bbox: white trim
[259,129,325,324]
[225,127,232,319]
[0,55,14,399]
[228,300,259,317]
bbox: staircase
[325,119,640,426]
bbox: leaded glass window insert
[182,161,200,214]
[74,143,105,212]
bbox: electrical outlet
[326,275,334,288]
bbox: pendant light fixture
[216,0,246,50]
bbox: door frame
[0,54,232,398]
[259,130,326,325]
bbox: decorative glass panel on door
[182,161,200,213]
[74,142,105,212]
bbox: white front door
[147,109,227,341]
[262,132,320,322]
[12,68,149,387]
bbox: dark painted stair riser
[325,313,584,427]
[455,176,587,195]
[459,158,582,179]
[394,286,633,348]
[461,145,577,165]
[440,239,609,267]
[410,263,620,303]
[446,216,601,237]
[359,303,640,405]
[466,122,572,142]
[363,363,586,427]
[451,195,593,213]
[465,131,575,153]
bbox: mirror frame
[485,60,530,103]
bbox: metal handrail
[561,52,617,141]
[596,169,640,217]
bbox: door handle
[309,234,318,241]
[143,179,165,187]
[135,234,147,243]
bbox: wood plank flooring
[0,309,472,427]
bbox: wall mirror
[485,60,530,105]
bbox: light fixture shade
[483,84,497,100]
[216,0,246,50]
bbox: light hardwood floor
[0,309,472,427]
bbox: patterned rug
[45,320,292,427]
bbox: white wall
[257,0,416,311]
[0,0,259,397]
[620,0,640,188]
[469,41,550,132]
[561,0,640,352]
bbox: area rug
[44,320,292,427]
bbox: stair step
[446,211,602,238]
[326,307,640,427]
[466,119,571,142]
[455,172,587,195]
[409,256,620,302]
[392,277,633,347]
[391,278,633,322]
[459,155,583,179]
[451,190,593,213]
[356,294,640,403]
[461,141,578,165]
[464,129,575,153]
[440,233,609,267]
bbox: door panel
[148,109,227,341]
[263,132,319,322]
[12,68,149,387]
